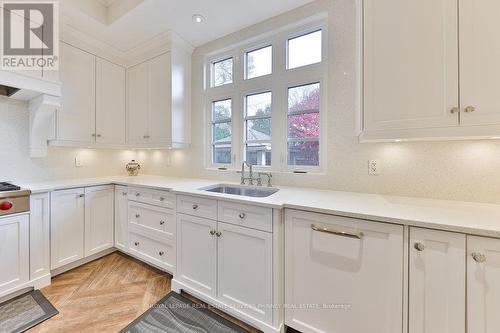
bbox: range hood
[0,70,62,158]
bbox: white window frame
[204,18,328,174]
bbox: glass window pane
[246,46,272,79]
[288,83,320,114]
[213,99,232,121]
[247,118,272,141]
[288,141,319,166]
[213,58,233,87]
[246,92,272,117]
[246,143,272,166]
[213,145,232,164]
[288,30,322,69]
[213,122,231,143]
[288,113,320,139]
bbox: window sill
[205,167,326,176]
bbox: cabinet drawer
[128,202,175,241]
[218,201,273,233]
[177,195,217,220]
[128,232,175,273]
[128,187,175,209]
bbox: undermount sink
[200,184,279,198]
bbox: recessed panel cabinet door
[30,193,51,280]
[0,215,29,294]
[409,227,465,333]
[459,0,500,126]
[364,0,459,131]
[148,52,172,144]
[127,61,149,144]
[51,188,85,269]
[114,186,128,251]
[96,58,126,144]
[285,209,404,333]
[467,236,500,333]
[176,213,217,297]
[85,186,114,257]
[58,42,96,142]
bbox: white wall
[0,97,135,183]
[142,0,500,204]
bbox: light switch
[75,155,83,167]
[368,160,379,175]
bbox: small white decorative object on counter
[126,160,141,176]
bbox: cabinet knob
[160,220,165,225]
[91,134,96,137]
[160,197,165,202]
[96,134,102,138]
[192,204,199,210]
[216,231,222,238]
[238,213,246,219]
[450,107,460,114]
[414,242,425,252]
[143,135,150,139]
[134,242,139,246]
[472,252,486,263]
[210,230,216,235]
[135,193,140,197]
[122,192,127,196]
[135,214,140,218]
[78,194,85,198]
[159,251,164,256]
[464,106,476,113]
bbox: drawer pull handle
[135,214,140,218]
[414,242,425,252]
[78,194,85,198]
[159,251,164,256]
[122,192,127,196]
[311,224,363,240]
[238,213,246,219]
[472,252,486,263]
[160,221,165,225]
[160,197,165,202]
[134,242,139,246]
[192,204,199,210]
[210,230,216,235]
[216,231,222,238]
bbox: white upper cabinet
[148,53,172,144]
[96,58,126,144]
[127,61,150,145]
[459,0,500,126]
[409,227,466,333]
[57,42,96,142]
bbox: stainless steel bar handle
[311,224,364,240]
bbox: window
[213,58,233,87]
[245,92,272,166]
[287,83,320,166]
[212,99,232,164]
[287,30,322,69]
[246,46,272,79]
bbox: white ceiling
[61,0,315,51]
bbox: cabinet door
[467,236,500,333]
[50,188,85,269]
[96,58,126,144]
[127,61,149,144]
[177,213,217,297]
[85,186,114,257]
[0,215,29,294]
[217,222,273,324]
[30,193,51,280]
[114,186,128,252]
[459,0,500,126]
[285,209,404,333]
[409,227,465,333]
[148,53,172,144]
[363,0,459,132]
[57,42,96,142]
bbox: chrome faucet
[241,161,255,185]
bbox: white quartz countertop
[21,175,500,238]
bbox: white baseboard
[51,248,117,277]
[0,274,51,302]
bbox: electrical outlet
[368,160,379,175]
[75,155,83,167]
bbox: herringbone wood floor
[27,252,259,333]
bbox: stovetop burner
[0,182,21,192]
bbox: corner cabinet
[84,186,114,257]
[127,50,191,148]
[362,0,500,142]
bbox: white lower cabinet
[51,188,85,269]
[84,186,114,257]
[114,186,128,251]
[128,231,175,272]
[217,222,273,324]
[285,209,404,333]
[176,213,217,297]
[467,235,500,333]
[29,193,51,280]
[409,227,466,333]
[0,214,29,294]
